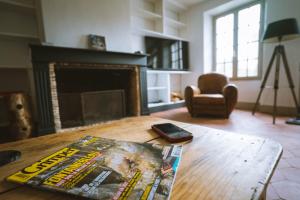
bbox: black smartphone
[151,123,193,143]
[0,150,21,166]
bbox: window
[214,2,262,79]
[170,41,183,70]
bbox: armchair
[185,73,238,118]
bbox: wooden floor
[152,108,300,200]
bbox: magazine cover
[7,136,182,200]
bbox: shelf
[148,102,170,107]
[0,0,35,13]
[131,0,188,41]
[148,100,185,108]
[147,69,190,74]
[138,9,162,19]
[165,17,186,28]
[136,28,188,41]
[0,31,39,40]
[170,99,185,104]
[148,86,167,90]
[165,0,187,11]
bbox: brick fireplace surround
[30,45,149,136]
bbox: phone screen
[155,123,182,133]
[154,123,192,138]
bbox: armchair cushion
[193,94,225,105]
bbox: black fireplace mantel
[31,45,149,135]
[30,45,148,65]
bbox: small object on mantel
[41,42,54,46]
[134,51,143,54]
[88,34,106,51]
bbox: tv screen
[145,36,189,70]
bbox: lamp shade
[263,18,300,43]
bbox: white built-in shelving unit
[131,0,190,109]
[0,0,42,69]
[0,0,43,94]
[131,0,188,40]
[147,70,189,108]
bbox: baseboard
[236,102,297,116]
[236,102,254,110]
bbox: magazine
[7,136,182,200]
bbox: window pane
[225,62,233,78]
[238,44,248,60]
[216,48,224,63]
[248,42,259,59]
[215,14,234,77]
[238,60,247,77]
[216,63,224,74]
[216,14,234,34]
[248,59,258,76]
[237,4,261,78]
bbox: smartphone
[0,150,21,167]
[151,123,193,143]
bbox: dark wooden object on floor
[0,92,33,143]
[59,90,125,128]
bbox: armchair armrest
[223,84,238,116]
[185,85,200,114]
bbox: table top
[0,116,282,200]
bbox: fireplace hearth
[31,45,149,135]
[59,90,126,128]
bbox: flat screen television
[145,36,189,71]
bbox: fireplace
[50,63,141,129]
[31,45,149,135]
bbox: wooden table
[0,116,282,200]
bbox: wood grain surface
[0,116,282,200]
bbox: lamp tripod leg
[273,49,281,124]
[281,46,300,114]
[252,47,277,115]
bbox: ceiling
[176,0,208,7]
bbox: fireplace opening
[51,64,140,129]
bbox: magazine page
[7,136,182,200]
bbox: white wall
[40,0,300,108]
[41,0,135,53]
[183,0,300,108]
[260,0,300,107]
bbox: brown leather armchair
[185,73,238,118]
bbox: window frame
[212,0,265,81]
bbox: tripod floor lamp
[252,18,300,124]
